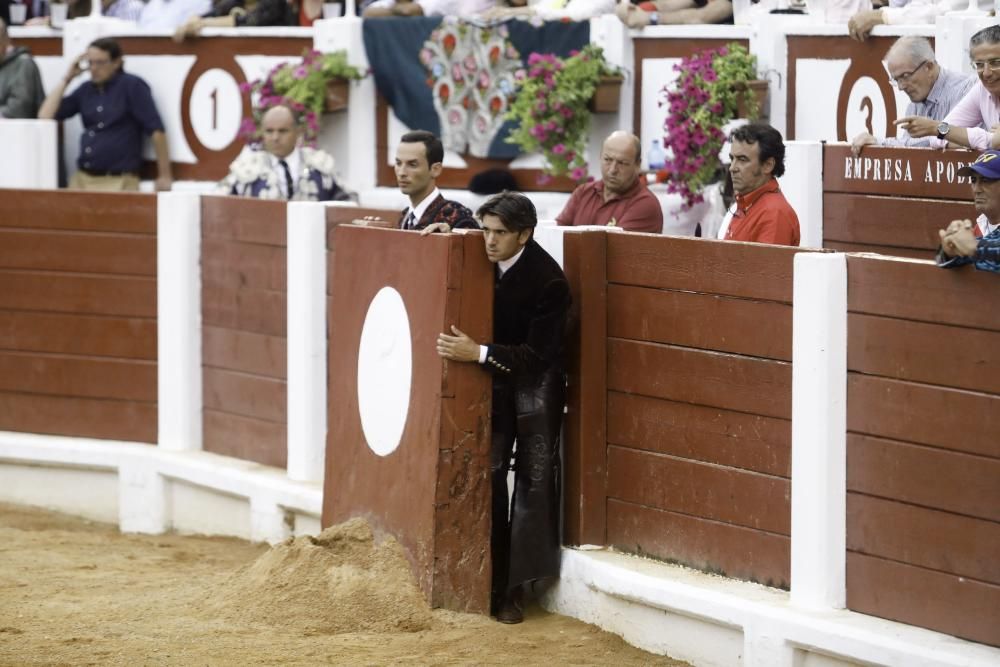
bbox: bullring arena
[1,4,999,667]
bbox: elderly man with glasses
[851,36,976,156]
[936,149,1000,274]
[898,25,1000,152]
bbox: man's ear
[517,229,532,246]
[762,156,776,178]
[430,162,444,179]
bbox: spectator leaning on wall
[851,36,977,156]
[936,149,1000,273]
[615,0,732,28]
[847,0,991,43]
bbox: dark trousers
[490,370,565,604]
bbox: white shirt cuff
[478,345,488,364]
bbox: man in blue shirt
[38,37,172,191]
[937,149,1000,274]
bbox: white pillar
[157,192,203,452]
[286,202,328,483]
[0,120,57,189]
[790,252,847,610]
[781,141,824,249]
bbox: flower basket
[324,78,350,113]
[732,79,769,119]
[588,74,624,113]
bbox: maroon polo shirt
[555,178,663,233]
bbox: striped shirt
[104,0,145,20]
[885,67,977,148]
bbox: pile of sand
[200,518,433,634]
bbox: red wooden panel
[847,254,1000,331]
[848,374,1000,460]
[325,207,422,292]
[608,445,790,535]
[608,339,792,420]
[0,391,156,443]
[822,145,975,200]
[201,283,286,337]
[0,311,155,360]
[607,498,789,589]
[849,313,1000,395]
[203,409,286,469]
[201,195,287,246]
[0,190,156,233]
[847,552,1000,648]
[0,271,156,317]
[203,367,286,424]
[848,434,1000,523]
[0,229,156,276]
[608,284,792,361]
[202,238,286,292]
[823,193,973,250]
[607,392,790,477]
[606,233,805,303]
[0,352,156,402]
[202,326,285,379]
[848,494,1000,584]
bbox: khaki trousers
[69,171,140,191]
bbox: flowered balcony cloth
[363,16,588,159]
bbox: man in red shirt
[556,131,663,234]
[719,123,800,246]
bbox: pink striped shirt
[934,80,999,150]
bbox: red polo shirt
[556,178,663,233]
[725,178,800,246]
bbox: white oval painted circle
[189,68,242,151]
[357,287,412,457]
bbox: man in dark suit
[436,191,570,624]
[395,129,477,232]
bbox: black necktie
[403,211,416,230]
[278,159,294,199]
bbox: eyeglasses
[84,58,112,68]
[889,60,927,86]
[970,58,1000,73]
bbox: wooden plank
[0,311,155,360]
[823,144,975,200]
[325,208,420,292]
[847,254,1000,331]
[606,233,805,303]
[849,433,1000,523]
[0,271,156,317]
[607,498,789,589]
[0,229,156,276]
[202,237,286,292]
[201,283,286,337]
[202,326,285,380]
[825,241,934,260]
[0,391,156,443]
[608,445,790,535]
[201,195,287,246]
[203,409,286,469]
[202,367,286,424]
[607,392,790,477]
[848,493,1000,584]
[608,339,792,420]
[0,352,156,402]
[849,313,1000,395]
[848,373,1000,460]
[0,190,156,233]
[823,193,973,250]
[608,285,792,361]
[847,552,1000,648]
[562,231,608,547]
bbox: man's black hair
[400,129,444,166]
[730,122,786,178]
[970,24,1000,48]
[89,37,123,61]
[476,190,537,234]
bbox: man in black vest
[436,191,570,624]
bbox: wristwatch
[936,121,950,140]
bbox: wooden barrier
[200,196,288,467]
[322,223,494,613]
[823,145,977,258]
[564,232,810,589]
[0,190,157,442]
[845,255,1000,648]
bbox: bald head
[260,105,301,159]
[600,131,642,196]
[603,131,641,164]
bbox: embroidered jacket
[397,193,477,230]
[218,147,350,201]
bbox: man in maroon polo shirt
[555,131,663,234]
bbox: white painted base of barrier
[542,548,1000,667]
[0,431,322,544]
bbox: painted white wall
[0,120,57,189]
[781,141,824,248]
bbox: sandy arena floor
[0,503,688,666]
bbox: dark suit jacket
[482,239,570,383]
[398,194,477,231]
